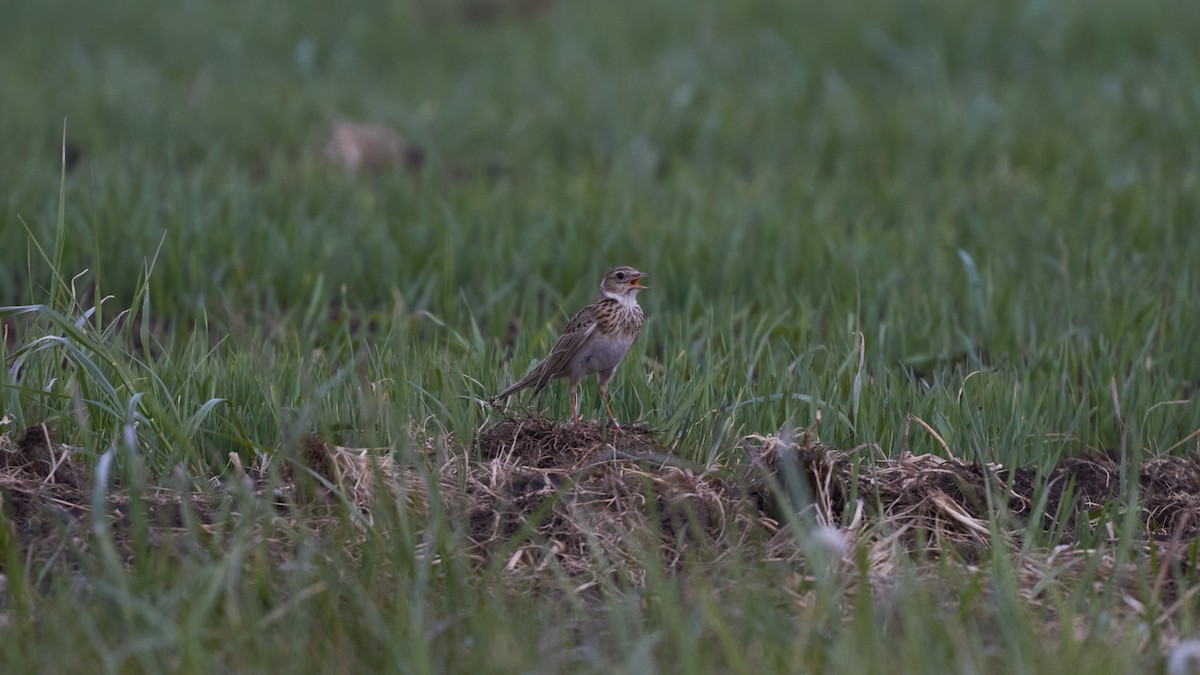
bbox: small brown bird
[493,266,649,427]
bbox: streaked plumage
[493,265,648,426]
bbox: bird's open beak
[631,274,649,289]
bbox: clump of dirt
[455,414,751,582]
[0,424,412,582]
[475,414,666,467]
[280,432,340,504]
[0,424,90,566]
[456,415,1200,581]
[5,413,1200,617]
[1112,454,1200,537]
[740,433,1200,558]
[742,437,1018,561]
[273,432,428,518]
[0,423,82,488]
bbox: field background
[3,0,1200,672]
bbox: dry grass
[4,414,1200,642]
[451,414,747,585]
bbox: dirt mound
[475,414,669,467]
[278,432,429,516]
[5,415,1200,647]
[0,424,253,576]
[457,414,749,583]
[5,416,1200,591]
[0,425,90,561]
[742,433,1200,558]
[1,424,82,487]
[459,416,1200,582]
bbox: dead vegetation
[452,415,739,583]
[0,425,231,567]
[3,414,1200,635]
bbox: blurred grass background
[4,0,1198,463]
[2,0,1200,670]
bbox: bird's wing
[528,306,599,395]
[493,304,598,400]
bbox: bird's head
[600,266,649,297]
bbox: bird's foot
[606,418,623,432]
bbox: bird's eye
[615,272,626,281]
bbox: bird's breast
[574,333,636,374]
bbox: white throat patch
[602,290,639,309]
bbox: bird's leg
[569,384,581,426]
[599,378,621,430]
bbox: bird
[493,265,649,427]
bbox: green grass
[2,0,1200,671]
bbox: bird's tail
[491,366,540,403]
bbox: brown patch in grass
[278,432,337,505]
[453,414,738,582]
[1,424,82,488]
[0,426,90,564]
[475,414,668,467]
[0,426,428,582]
[276,432,428,517]
[743,433,1200,554]
[738,431,1200,646]
[0,425,243,569]
[5,418,1199,574]
[324,119,425,175]
[5,415,1200,643]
